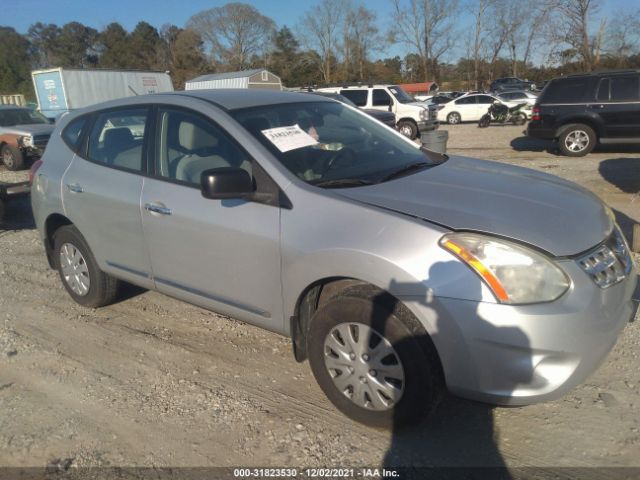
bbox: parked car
[527,70,640,156]
[32,90,637,428]
[309,92,396,129]
[439,93,533,124]
[0,105,53,170]
[317,84,438,139]
[427,94,454,105]
[497,90,538,106]
[490,77,536,93]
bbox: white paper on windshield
[261,124,318,152]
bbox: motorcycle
[478,101,528,128]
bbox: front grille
[32,134,50,149]
[577,227,633,288]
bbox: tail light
[532,106,541,121]
[29,159,43,185]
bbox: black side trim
[106,261,150,279]
[155,277,271,318]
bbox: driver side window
[155,107,252,186]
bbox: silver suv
[32,90,637,428]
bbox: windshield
[0,109,49,127]
[232,101,445,187]
[388,86,415,104]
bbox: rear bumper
[400,262,637,405]
[527,122,555,140]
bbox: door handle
[144,203,172,215]
[65,183,84,193]
[589,104,605,109]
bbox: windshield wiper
[313,178,374,188]
[380,162,431,182]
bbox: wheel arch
[554,117,602,139]
[44,213,73,268]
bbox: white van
[316,84,439,139]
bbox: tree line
[1,0,639,99]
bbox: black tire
[558,124,596,157]
[53,225,119,307]
[512,113,527,126]
[307,287,443,429]
[447,112,461,125]
[478,114,491,128]
[397,120,418,139]
[1,144,25,171]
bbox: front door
[140,106,282,330]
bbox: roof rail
[319,82,378,88]
[567,69,640,77]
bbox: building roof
[399,82,438,93]
[187,69,272,83]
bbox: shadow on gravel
[510,135,557,154]
[116,282,148,303]
[0,195,35,232]
[598,158,640,194]
[376,265,533,479]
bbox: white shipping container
[32,68,174,118]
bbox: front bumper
[417,119,439,133]
[400,260,637,405]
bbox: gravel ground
[1,126,639,476]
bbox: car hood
[0,124,54,136]
[336,156,612,256]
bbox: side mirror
[201,167,254,200]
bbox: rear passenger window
[340,89,368,107]
[542,78,590,103]
[610,76,640,101]
[455,96,475,105]
[86,108,148,171]
[61,115,88,152]
[155,108,251,186]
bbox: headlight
[440,232,570,304]
[19,135,34,148]
[419,108,428,120]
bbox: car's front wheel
[397,120,418,139]
[1,145,25,171]
[53,225,119,307]
[558,124,596,157]
[307,287,442,428]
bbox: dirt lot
[1,124,640,476]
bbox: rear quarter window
[540,77,591,103]
[61,116,89,153]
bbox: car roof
[75,89,334,113]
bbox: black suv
[527,70,640,156]
[490,77,536,93]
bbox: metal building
[185,69,282,91]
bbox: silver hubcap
[399,125,413,137]
[565,130,589,152]
[59,243,90,296]
[449,113,460,124]
[323,322,404,411]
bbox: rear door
[370,89,394,113]
[61,106,153,287]
[596,75,640,138]
[476,95,495,119]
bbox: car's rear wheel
[447,112,461,125]
[1,145,24,171]
[307,287,442,428]
[397,120,418,139]
[558,124,596,157]
[512,112,527,126]
[53,225,119,307]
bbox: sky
[2,0,638,64]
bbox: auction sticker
[261,124,318,152]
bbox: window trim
[608,75,640,103]
[61,114,91,154]
[77,105,154,176]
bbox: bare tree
[469,0,493,89]
[344,4,381,81]
[506,3,549,76]
[299,0,343,83]
[603,9,639,67]
[548,0,606,71]
[390,0,458,83]
[187,2,275,71]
